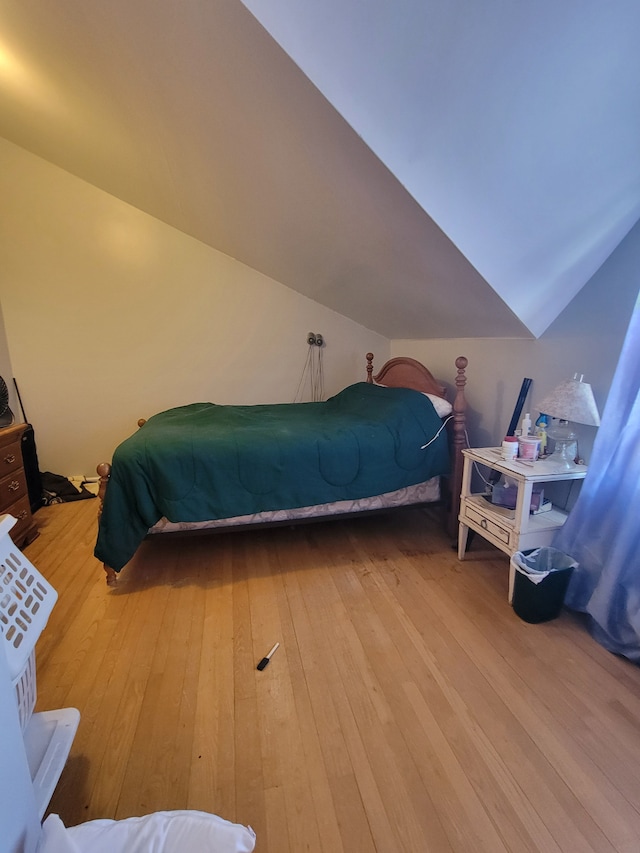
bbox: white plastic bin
[13,648,37,730]
[0,513,57,728]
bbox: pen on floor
[257,642,280,671]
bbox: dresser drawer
[0,438,23,477]
[463,500,512,547]
[0,468,28,512]
[3,494,34,546]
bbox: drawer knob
[3,454,16,464]
[480,518,488,530]
[17,510,27,520]
[8,480,20,492]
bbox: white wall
[0,140,388,476]
[393,217,640,465]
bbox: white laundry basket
[0,514,57,729]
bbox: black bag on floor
[41,472,95,505]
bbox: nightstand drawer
[0,438,23,477]
[463,501,512,547]
[0,468,28,512]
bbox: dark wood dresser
[0,424,38,547]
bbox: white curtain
[554,291,640,661]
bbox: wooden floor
[25,499,640,852]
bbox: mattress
[149,477,440,534]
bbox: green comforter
[94,382,449,571]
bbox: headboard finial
[366,353,374,383]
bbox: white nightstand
[457,447,587,560]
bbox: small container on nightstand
[501,436,519,461]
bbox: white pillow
[372,381,452,418]
[422,393,453,418]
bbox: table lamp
[537,375,601,469]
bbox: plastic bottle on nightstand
[535,414,549,457]
[521,413,532,436]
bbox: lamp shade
[537,377,601,426]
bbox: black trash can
[510,547,578,623]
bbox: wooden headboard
[366,351,468,540]
[366,352,446,397]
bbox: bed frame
[97,353,468,585]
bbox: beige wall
[0,139,388,476]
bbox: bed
[95,353,468,585]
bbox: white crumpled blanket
[38,810,256,853]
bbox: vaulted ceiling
[1,0,639,338]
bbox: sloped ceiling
[1,1,638,339]
[242,0,640,338]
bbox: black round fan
[0,376,14,427]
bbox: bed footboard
[96,462,117,586]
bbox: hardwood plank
[274,539,372,852]
[188,545,236,818]
[292,527,454,853]
[279,531,401,851]
[267,548,346,853]
[357,524,614,852]
[23,501,640,852]
[232,540,268,841]
[404,546,640,849]
[248,541,326,853]
[332,559,511,853]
